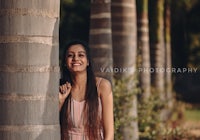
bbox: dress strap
[96,78,103,93]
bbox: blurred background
[59,0,200,139]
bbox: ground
[182,120,200,139]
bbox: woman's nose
[73,54,79,60]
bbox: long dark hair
[60,40,101,139]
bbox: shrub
[113,77,139,140]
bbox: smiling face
[65,44,89,73]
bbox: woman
[59,40,114,140]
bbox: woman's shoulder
[96,77,111,87]
[95,77,112,96]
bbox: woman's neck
[71,72,87,89]
[70,72,87,101]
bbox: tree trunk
[0,0,60,139]
[136,0,151,101]
[112,0,139,139]
[149,0,166,121]
[89,0,113,81]
[164,0,173,119]
[149,0,165,98]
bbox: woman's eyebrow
[78,51,86,53]
[67,51,86,53]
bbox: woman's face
[66,44,89,73]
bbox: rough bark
[163,0,173,120]
[112,0,139,139]
[0,0,60,139]
[149,0,165,98]
[89,0,113,81]
[136,0,151,101]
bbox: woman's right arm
[59,82,71,111]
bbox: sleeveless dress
[62,78,104,140]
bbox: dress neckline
[71,97,85,103]
[71,97,101,103]
[70,77,102,103]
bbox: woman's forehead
[68,44,86,51]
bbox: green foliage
[59,0,90,49]
[112,75,199,140]
[188,33,200,69]
[158,127,190,140]
[113,77,139,140]
[113,77,189,140]
[171,0,198,10]
[62,0,74,5]
[138,92,165,140]
[182,0,199,10]
[138,95,200,140]
[171,0,199,68]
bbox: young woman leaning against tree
[59,40,114,140]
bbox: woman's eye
[79,54,85,57]
[67,54,73,58]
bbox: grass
[185,109,200,121]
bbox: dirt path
[182,120,200,139]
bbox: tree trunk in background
[149,0,166,121]
[136,0,151,101]
[112,0,138,139]
[89,0,113,81]
[0,0,60,139]
[149,0,165,99]
[164,0,173,119]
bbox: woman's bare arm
[99,78,114,140]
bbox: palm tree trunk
[0,0,60,139]
[149,0,167,122]
[89,0,113,81]
[164,0,173,119]
[149,0,165,99]
[136,0,151,101]
[112,0,139,139]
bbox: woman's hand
[59,82,72,110]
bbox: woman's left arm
[99,78,114,140]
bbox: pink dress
[63,78,104,140]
